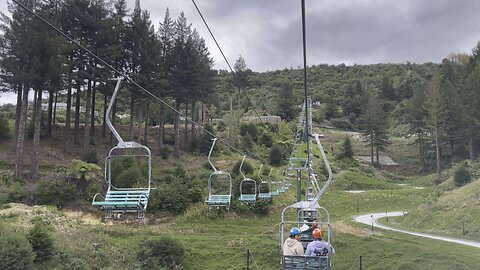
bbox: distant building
[246,115,281,124]
[41,103,80,111]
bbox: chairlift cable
[11,0,259,163]
[191,0,265,124]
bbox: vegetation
[1,1,480,270]
[0,231,35,269]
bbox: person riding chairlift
[305,228,335,256]
[283,227,305,256]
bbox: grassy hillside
[1,126,480,269]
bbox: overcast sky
[1,0,480,104]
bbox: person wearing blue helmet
[283,227,305,256]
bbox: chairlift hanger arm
[239,155,247,179]
[208,138,218,172]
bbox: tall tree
[424,76,447,177]
[231,55,250,109]
[358,92,390,165]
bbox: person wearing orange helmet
[283,227,305,256]
[305,228,335,256]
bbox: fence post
[246,249,250,270]
[359,255,363,270]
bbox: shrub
[330,118,353,130]
[216,120,226,132]
[28,223,55,262]
[454,165,471,187]
[269,144,284,166]
[137,236,185,270]
[239,122,259,140]
[83,150,98,164]
[0,232,35,269]
[242,133,254,150]
[53,253,89,270]
[337,137,354,160]
[0,113,11,140]
[160,146,172,159]
[33,179,77,207]
[259,131,273,147]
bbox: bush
[0,113,11,140]
[330,118,353,130]
[454,165,471,187]
[269,144,284,166]
[83,150,98,164]
[160,146,172,159]
[137,236,185,270]
[33,179,77,207]
[53,253,89,270]
[239,122,259,140]
[337,137,354,160]
[216,120,226,132]
[28,223,55,262]
[0,232,35,269]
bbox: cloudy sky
[1,0,480,74]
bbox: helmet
[289,227,301,236]
[312,228,323,239]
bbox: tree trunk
[137,96,143,141]
[435,135,441,177]
[83,80,92,156]
[375,147,380,165]
[157,102,165,154]
[191,100,196,138]
[31,89,42,180]
[129,93,134,141]
[46,90,54,137]
[174,98,180,158]
[184,97,188,146]
[53,91,58,125]
[418,132,425,172]
[64,79,73,154]
[143,101,149,145]
[14,84,22,149]
[370,134,374,165]
[102,94,107,138]
[469,136,474,161]
[74,82,81,144]
[90,80,96,140]
[15,84,29,180]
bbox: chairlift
[238,156,257,203]
[205,138,232,211]
[280,202,332,270]
[268,168,279,197]
[257,164,272,200]
[92,78,152,220]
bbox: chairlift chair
[268,169,279,197]
[205,138,232,211]
[92,78,152,220]
[257,164,272,200]
[280,203,332,270]
[238,156,257,203]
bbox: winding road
[353,211,480,248]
